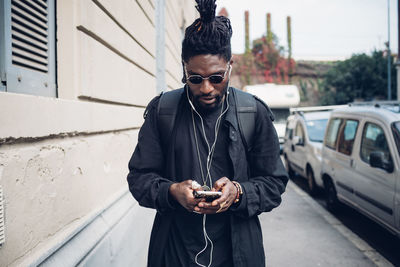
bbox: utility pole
[244,11,251,84]
[156,0,165,93]
[245,11,250,54]
[397,0,400,100]
[267,13,273,44]
[287,16,292,83]
[387,0,391,100]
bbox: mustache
[194,93,218,99]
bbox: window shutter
[0,0,56,97]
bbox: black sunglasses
[185,64,231,84]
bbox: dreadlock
[181,0,232,81]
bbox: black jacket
[127,87,288,267]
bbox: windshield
[271,108,290,124]
[306,119,328,142]
[391,121,400,156]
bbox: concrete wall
[163,0,197,90]
[0,0,196,266]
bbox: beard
[191,83,229,114]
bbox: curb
[288,181,393,267]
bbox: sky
[216,0,398,61]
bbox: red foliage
[233,35,296,86]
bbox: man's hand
[195,177,237,214]
[169,180,202,212]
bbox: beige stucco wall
[165,0,198,90]
[0,0,197,266]
[0,130,138,266]
[57,0,157,105]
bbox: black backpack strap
[157,87,257,153]
[157,88,184,147]
[253,95,275,122]
[231,88,257,152]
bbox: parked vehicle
[244,83,300,152]
[283,106,344,194]
[321,102,400,237]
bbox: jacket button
[230,131,237,141]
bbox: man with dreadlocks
[127,1,288,266]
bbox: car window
[285,121,293,140]
[306,119,328,143]
[325,118,343,149]
[288,128,293,140]
[295,122,304,139]
[391,121,400,157]
[360,122,392,164]
[337,120,359,155]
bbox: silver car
[321,103,400,237]
[283,109,332,194]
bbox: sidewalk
[260,181,393,267]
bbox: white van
[283,105,346,194]
[321,103,400,237]
[244,83,300,151]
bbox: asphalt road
[289,174,400,266]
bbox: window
[325,118,342,149]
[391,121,400,157]
[285,121,293,140]
[337,119,358,155]
[288,128,293,140]
[295,122,304,139]
[360,123,392,164]
[0,0,56,97]
[306,119,328,143]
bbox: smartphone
[193,190,222,201]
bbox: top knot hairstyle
[181,0,233,64]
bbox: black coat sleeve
[231,99,289,218]
[127,96,177,214]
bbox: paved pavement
[260,181,393,267]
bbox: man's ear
[228,59,233,77]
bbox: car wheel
[285,156,294,177]
[307,168,317,195]
[325,178,340,212]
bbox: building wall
[397,63,400,101]
[0,0,196,266]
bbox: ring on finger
[217,202,226,213]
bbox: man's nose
[199,79,214,95]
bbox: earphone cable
[186,69,232,267]
[187,88,230,267]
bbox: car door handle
[350,159,354,167]
[291,144,295,152]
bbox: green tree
[320,50,397,105]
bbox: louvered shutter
[0,0,56,97]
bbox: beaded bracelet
[232,181,243,203]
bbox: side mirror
[292,136,303,146]
[370,151,394,173]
